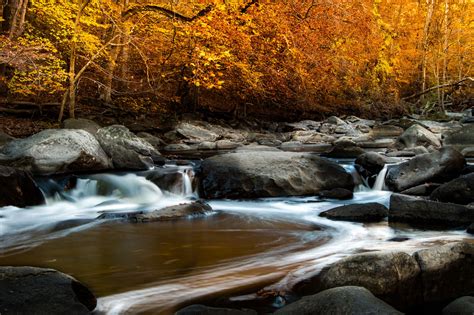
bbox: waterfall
[182,169,194,196]
[372,164,389,191]
[342,164,371,192]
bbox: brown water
[0,213,322,298]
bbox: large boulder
[175,305,257,315]
[413,242,474,306]
[0,166,44,207]
[443,124,474,150]
[397,124,441,149]
[389,193,474,228]
[0,129,112,175]
[355,152,389,177]
[324,139,365,158]
[385,147,465,192]
[0,131,15,147]
[430,173,474,205]
[62,118,101,135]
[275,286,402,315]
[200,152,354,199]
[296,251,421,310]
[443,296,474,315]
[0,266,96,314]
[319,203,388,222]
[96,125,165,170]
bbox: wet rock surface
[175,304,257,315]
[200,152,354,199]
[319,203,388,222]
[430,173,474,205]
[389,193,474,228]
[0,266,96,315]
[0,165,45,207]
[385,147,465,192]
[275,286,402,315]
[442,296,474,315]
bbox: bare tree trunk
[8,0,28,38]
[421,0,435,103]
[58,0,91,121]
[441,0,449,112]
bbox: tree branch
[122,4,213,21]
[403,77,473,101]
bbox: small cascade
[182,169,194,196]
[342,164,371,192]
[373,164,389,191]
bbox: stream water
[0,162,472,314]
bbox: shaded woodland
[0,0,472,121]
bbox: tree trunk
[2,0,28,37]
[441,0,449,112]
[421,0,434,103]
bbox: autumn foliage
[0,0,472,119]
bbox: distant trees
[0,0,472,119]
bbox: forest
[0,0,472,122]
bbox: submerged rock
[319,203,388,222]
[275,286,402,315]
[175,304,257,315]
[200,152,354,199]
[413,242,474,306]
[389,193,474,228]
[296,251,421,310]
[0,129,112,175]
[442,296,474,315]
[385,147,465,192]
[0,266,96,315]
[0,165,45,207]
[98,201,212,222]
[430,173,474,205]
[96,125,165,170]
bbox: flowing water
[0,163,472,314]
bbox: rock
[0,165,45,207]
[137,132,167,149]
[319,203,388,222]
[175,305,257,315]
[326,116,346,125]
[318,188,353,200]
[62,118,101,135]
[98,201,212,222]
[430,173,474,205]
[386,150,416,157]
[197,141,217,150]
[318,123,336,134]
[389,193,474,228]
[385,147,465,192]
[324,139,365,158]
[442,296,474,315]
[397,124,441,149]
[297,251,421,310]
[282,120,321,132]
[409,145,430,155]
[371,125,404,138]
[0,129,112,175]
[235,144,280,152]
[291,131,336,144]
[413,242,474,305]
[146,171,190,194]
[0,266,96,315]
[275,286,402,315]
[461,147,474,157]
[176,122,220,143]
[252,133,282,147]
[163,143,193,152]
[400,183,440,196]
[468,223,474,234]
[355,152,388,177]
[443,124,474,150]
[357,138,396,148]
[200,152,354,199]
[96,125,165,170]
[0,131,15,147]
[216,140,241,150]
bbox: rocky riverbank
[0,110,473,314]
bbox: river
[0,162,472,314]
